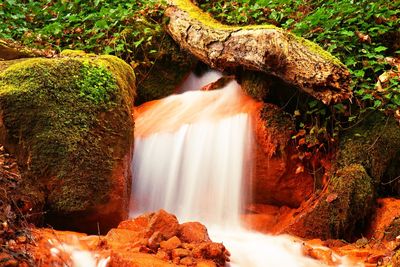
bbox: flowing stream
[130,71,347,267]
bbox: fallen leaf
[326,193,338,203]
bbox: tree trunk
[165,0,352,104]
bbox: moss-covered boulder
[336,112,400,185]
[283,112,400,240]
[0,51,135,233]
[286,164,374,240]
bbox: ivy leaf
[374,46,387,53]
[94,19,108,29]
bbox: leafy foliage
[78,62,117,106]
[0,0,166,66]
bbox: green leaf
[374,46,387,52]
[94,19,108,29]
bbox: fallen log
[0,39,55,60]
[165,0,352,104]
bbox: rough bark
[165,0,352,104]
[0,39,55,60]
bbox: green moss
[297,163,374,240]
[290,34,343,66]
[327,164,374,238]
[337,112,400,183]
[0,53,135,214]
[60,49,97,58]
[172,0,276,31]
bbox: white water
[131,71,343,267]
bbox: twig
[381,175,400,185]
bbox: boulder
[285,164,374,240]
[0,50,135,233]
[178,222,210,243]
[252,103,314,207]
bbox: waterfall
[130,71,345,267]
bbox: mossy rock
[0,52,135,233]
[336,112,400,195]
[287,164,374,240]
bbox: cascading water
[131,71,348,267]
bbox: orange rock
[302,245,336,266]
[172,248,191,259]
[367,198,400,241]
[252,105,314,208]
[109,251,176,267]
[105,228,147,250]
[155,249,170,261]
[178,222,210,243]
[180,256,194,265]
[147,210,179,239]
[197,260,217,267]
[118,214,151,231]
[160,236,182,250]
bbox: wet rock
[178,222,210,243]
[96,210,229,266]
[367,198,400,241]
[146,210,179,239]
[253,103,314,208]
[160,236,181,250]
[172,247,190,257]
[180,256,194,265]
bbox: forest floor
[0,145,35,266]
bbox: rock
[196,260,217,267]
[367,198,400,241]
[160,236,182,250]
[285,164,374,240]
[336,112,400,186]
[252,103,314,207]
[172,248,190,258]
[148,231,164,250]
[23,210,230,267]
[302,245,336,266]
[109,251,177,267]
[146,210,180,239]
[180,256,194,265]
[192,242,230,266]
[178,222,210,243]
[155,250,170,261]
[0,51,135,233]
[118,214,150,231]
[105,228,147,250]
